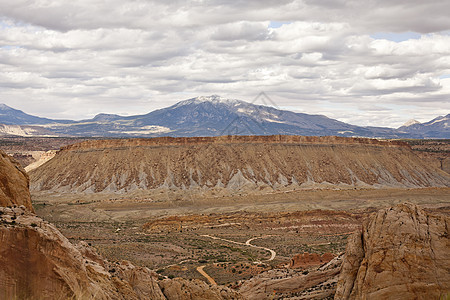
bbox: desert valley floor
[33,187,450,287]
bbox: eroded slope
[30,135,450,193]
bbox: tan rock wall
[0,150,33,212]
[335,203,450,299]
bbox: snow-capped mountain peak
[173,95,245,108]
[402,119,421,127]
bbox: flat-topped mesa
[61,135,410,151]
[30,135,448,194]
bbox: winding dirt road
[196,265,217,285]
[200,234,276,261]
[245,237,276,261]
[196,235,277,284]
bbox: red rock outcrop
[0,150,33,212]
[335,203,450,299]
[289,252,336,269]
[0,206,242,299]
[30,135,449,193]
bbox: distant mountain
[0,104,72,125]
[0,97,448,138]
[123,95,399,137]
[90,113,123,122]
[398,114,449,139]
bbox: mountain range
[0,96,448,138]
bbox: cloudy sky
[1,0,449,128]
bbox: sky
[0,0,449,128]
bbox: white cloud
[0,0,449,127]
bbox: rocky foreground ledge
[335,203,450,299]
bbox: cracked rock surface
[335,203,450,299]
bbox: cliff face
[30,135,449,193]
[0,206,242,300]
[60,135,410,150]
[335,203,450,299]
[0,150,33,211]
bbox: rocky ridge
[335,203,450,299]
[30,135,450,193]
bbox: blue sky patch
[269,21,291,28]
[370,32,421,42]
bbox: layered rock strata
[30,135,450,193]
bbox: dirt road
[196,265,217,285]
[245,237,276,261]
[201,234,276,261]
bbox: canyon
[1,135,449,299]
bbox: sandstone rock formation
[0,206,242,299]
[240,254,343,299]
[30,135,450,193]
[335,203,450,299]
[159,277,242,300]
[0,150,33,211]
